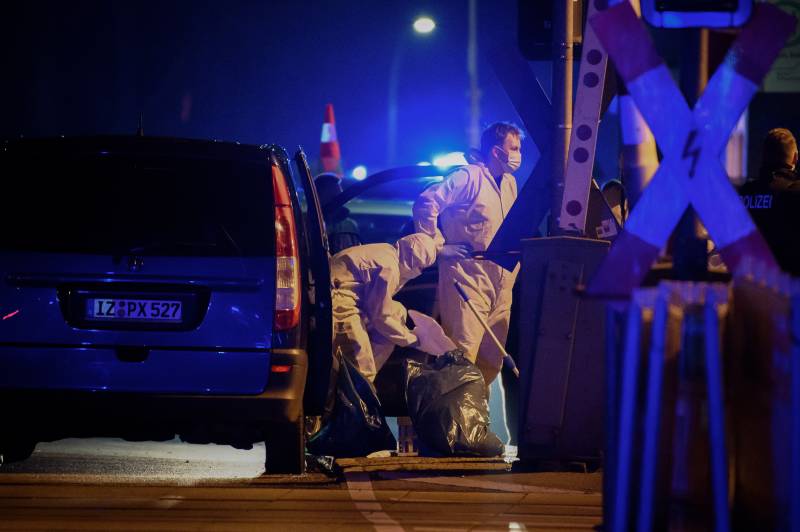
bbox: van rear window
[0,151,275,257]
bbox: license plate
[87,298,183,322]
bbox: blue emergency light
[642,0,753,28]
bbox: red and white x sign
[586,2,797,297]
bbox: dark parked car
[0,136,332,473]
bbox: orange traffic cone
[320,103,342,174]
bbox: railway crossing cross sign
[586,2,797,297]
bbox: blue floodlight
[432,151,468,168]
[416,161,432,166]
[413,16,436,34]
[351,165,368,181]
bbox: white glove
[440,243,471,260]
[408,310,456,356]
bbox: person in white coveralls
[413,121,523,385]
[330,233,443,382]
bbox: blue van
[0,136,332,474]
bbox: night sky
[0,0,542,176]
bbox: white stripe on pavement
[379,472,585,494]
[345,471,404,532]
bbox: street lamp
[413,16,436,35]
[387,8,481,167]
[387,16,436,166]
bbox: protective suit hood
[395,233,438,286]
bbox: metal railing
[605,271,800,531]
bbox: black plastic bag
[306,348,397,458]
[404,350,503,457]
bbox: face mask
[495,147,521,174]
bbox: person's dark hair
[314,172,343,205]
[761,128,797,172]
[480,121,524,158]
[601,178,625,194]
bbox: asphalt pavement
[0,438,603,531]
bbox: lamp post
[387,16,435,167]
[467,0,480,150]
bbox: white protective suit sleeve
[412,168,476,247]
[364,266,418,348]
[407,309,456,356]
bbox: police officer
[739,128,800,274]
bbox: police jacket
[738,167,800,275]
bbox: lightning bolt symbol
[682,129,701,179]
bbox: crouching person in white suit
[330,233,440,382]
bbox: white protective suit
[330,233,438,382]
[413,162,519,384]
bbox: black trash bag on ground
[306,348,396,458]
[404,350,503,457]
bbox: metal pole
[637,291,668,532]
[549,0,573,235]
[618,93,659,207]
[467,0,481,149]
[387,35,406,167]
[703,291,731,532]
[792,290,800,532]
[617,0,658,209]
[674,28,709,280]
[612,298,645,532]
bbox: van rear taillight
[272,164,301,331]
